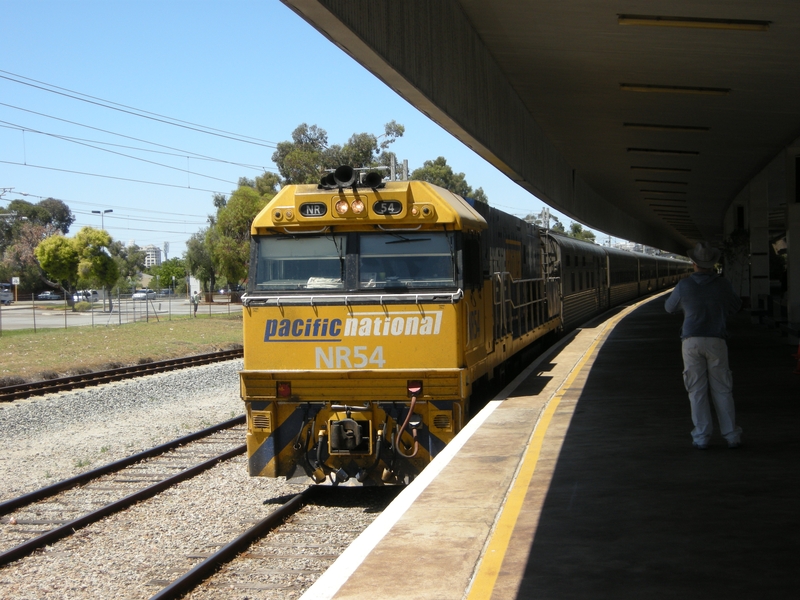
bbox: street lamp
[92,209,113,230]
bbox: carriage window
[254,235,346,290]
[359,232,456,290]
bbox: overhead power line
[70,222,205,236]
[0,159,227,195]
[0,103,278,174]
[0,120,239,186]
[0,121,270,172]
[0,70,279,149]
[2,190,210,220]
[71,209,206,227]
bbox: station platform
[301,291,799,600]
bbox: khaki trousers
[681,336,742,445]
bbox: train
[239,166,691,486]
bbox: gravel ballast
[0,360,247,501]
[0,359,390,599]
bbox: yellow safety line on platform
[465,303,638,600]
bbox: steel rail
[149,487,318,600]
[0,347,243,402]
[0,444,246,567]
[0,415,245,516]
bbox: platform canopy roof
[282,1,799,254]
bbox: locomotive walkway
[301,291,800,599]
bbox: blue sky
[1,0,607,259]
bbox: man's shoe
[728,441,741,449]
[692,442,708,450]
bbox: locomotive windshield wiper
[386,234,431,244]
[328,234,345,280]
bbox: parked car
[73,289,99,302]
[0,288,12,305]
[132,288,156,300]
[219,284,245,293]
[37,290,63,300]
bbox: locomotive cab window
[359,232,456,290]
[254,234,345,290]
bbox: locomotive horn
[320,173,336,187]
[333,165,356,187]
[363,171,383,188]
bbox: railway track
[0,416,246,567]
[150,488,317,599]
[151,486,401,599]
[0,347,243,403]
[1,411,400,600]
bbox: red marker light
[277,382,292,398]
[407,380,422,396]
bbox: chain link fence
[0,290,242,335]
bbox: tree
[271,123,329,184]
[75,228,120,310]
[34,235,80,305]
[567,222,596,243]
[148,257,187,293]
[207,183,274,285]
[35,227,118,310]
[212,193,227,210]
[1,221,58,291]
[37,198,75,233]
[1,198,75,293]
[410,157,489,203]
[108,241,146,292]
[0,198,74,254]
[185,229,215,293]
[272,122,404,185]
[255,172,281,197]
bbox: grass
[0,316,243,385]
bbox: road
[0,298,242,332]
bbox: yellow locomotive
[240,166,561,485]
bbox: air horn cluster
[319,165,385,191]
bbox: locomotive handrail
[492,271,549,287]
[242,289,463,307]
[491,272,551,310]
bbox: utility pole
[538,206,551,229]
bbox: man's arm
[665,285,682,314]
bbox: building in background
[143,245,162,268]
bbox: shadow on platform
[515,301,799,598]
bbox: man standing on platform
[665,241,742,450]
